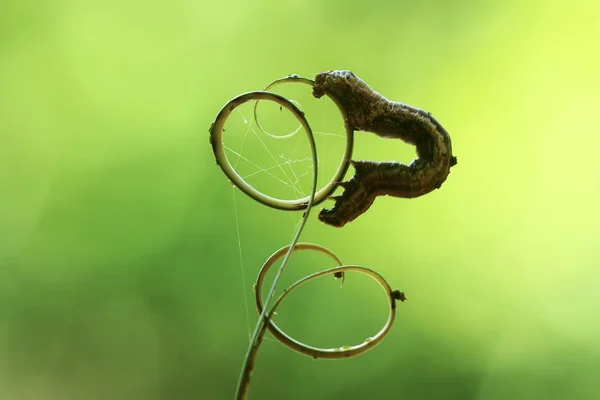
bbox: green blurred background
[2,0,600,399]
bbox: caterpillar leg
[318,161,377,227]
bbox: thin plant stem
[233,95,319,400]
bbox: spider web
[224,100,346,341]
[224,109,345,200]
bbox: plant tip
[392,290,407,302]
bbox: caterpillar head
[312,70,377,130]
[313,70,359,98]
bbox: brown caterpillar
[312,70,457,228]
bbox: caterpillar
[312,70,457,228]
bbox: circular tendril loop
[253,75,312,139]
[209,76,354,210]
[255,243,400,359]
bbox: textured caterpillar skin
[312,70,457,227]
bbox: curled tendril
[252,77,305,140]
[210,75,354,209]
[208,74,404,400]
[255,243,405,359]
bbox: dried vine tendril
[209,74,405,400]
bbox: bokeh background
[2,0,600,399]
